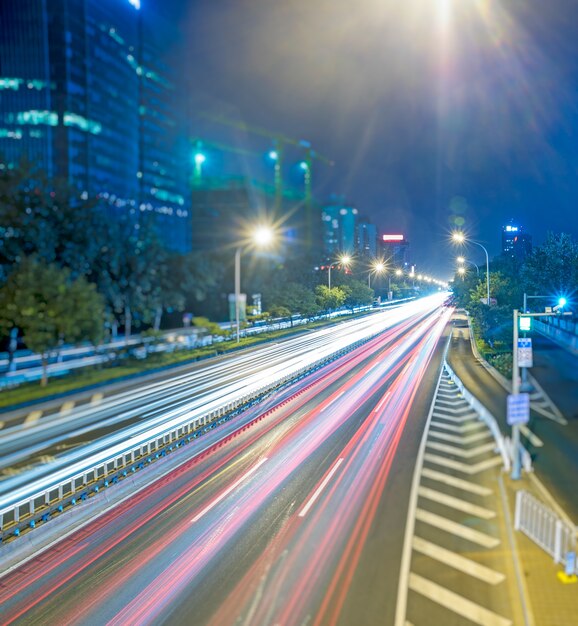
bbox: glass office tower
[0,0,190,251]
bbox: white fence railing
[515,490,577,571]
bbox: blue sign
[507,393,530,425]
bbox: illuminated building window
[63,112,102,134]
[15,110,58,126]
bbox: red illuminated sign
[382,234,404,242]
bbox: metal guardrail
[443,360,511,472]
[515,490,577,570]
[0,327,380,542]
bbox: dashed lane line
[423,454,503,475]
[299,457,344,517]
[426,441,496,459]
[24,410,43,425]
[408,573,512,626]
[420,468,492,496]
[412,536,505,584]
[428,429,491,445]
[418,486,496,519]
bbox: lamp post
[457,256,480,276]
[453,233,490,305]
[235,226,275,343]
[368,260,386,289]
[328,254,351,289]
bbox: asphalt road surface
[0,306,452,625]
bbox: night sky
[153,0,578,277]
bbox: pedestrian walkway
[447,315,578,523]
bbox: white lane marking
[190,457,268,523]
[519,425,543,448]
[299,458,344,517]
[394,342,451,626]
[325,391,344,408]
[428,429,491,445]
[430,420,485,434]
[421,468,492,496]
[436,390,461,398]
[432,410,478,421]
[415,508,500,548]
[418,486,496,519]
[412,536,505,584]
[435,398,470,408]
[24,410,43,425]
[90,392,104,406]
[408,573,512,625]
[59,401,75,415]
[424,453,502,475]
[373,391,391,413]
[426,441,496,458]
[436,400,477,415]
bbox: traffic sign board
[518,338,533,368]
[507,393,530,425]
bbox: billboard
[382,234,404,242]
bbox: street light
[457,256,480,275]
[235,225,276,343]
[328,254,352,289]
[368,260,386,288]
[452,232,490,306]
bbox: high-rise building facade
[356,218,377,259]
[502,220,532,261]
[380,234,411,268]
[321,196,358,259]
[0,0,190,251]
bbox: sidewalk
[501,472,578,626]
[447,313,578,626]
[447,314,578,522]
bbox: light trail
[0,299,451,626]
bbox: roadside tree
[0,257,104,385]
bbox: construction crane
[199,112,334,249]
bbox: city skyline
[157,0,578,272]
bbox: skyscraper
[502,220,532,261]
[321,196,358,259]
[356,217,377,259]
[0,0,190,251]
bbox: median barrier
[0,323,386,544]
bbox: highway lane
[0,304,451,625]
[0,299,440,500]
